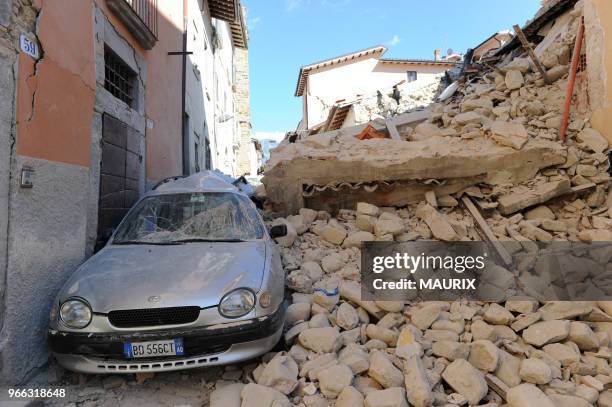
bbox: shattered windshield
[113,192,264,244]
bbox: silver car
[48,172,287,374]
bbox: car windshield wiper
[170,238,247,243]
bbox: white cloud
[321,0,350,6]
[248,16,261,30]
[287,0,303,11]
[254,131,286,143]
[388,34,401,46]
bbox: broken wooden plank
[462,196,513,267]
[570,182,597,193]
[385,118,402,140]
[485,374,509,401]
[513,24,551,84]
[389,109,430,127]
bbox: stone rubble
[215,1,612,406]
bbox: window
[104,46,137,106]
[407,71,417,82]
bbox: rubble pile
[261,0,609,225]
[210,205,612,407]
[216,1,612,406]
[352,74,446,124]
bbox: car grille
[108,306,201,328]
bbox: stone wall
[234,46,253,176]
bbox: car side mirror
[269,224,288,238]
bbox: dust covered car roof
[149,171,243,196]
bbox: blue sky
[242,0,541,141]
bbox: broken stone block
[540,219,567,232]
[286,303,311,326]
[321,253,342,273]
[210,381,244,407]
[470,320,497,341]
[342,231,375,248]
[403,356,433,407]
[368,350,404,389]
[548,394,591,407]
[374,219,404,236]
[364,387,408,407]
[437,195,458,207]
[287,214,308,235]
[490,120,529,150]
[505,70,524,90]
[318,364,354,398]
[375,301,404,313]
[454,111,482,125]
[497,179,571,215]
[539,301,592,320]
[287,270,313,294]
[578,128,608,153]
[432,340,469,361]
[506,383,555,407]
[524,205,555,220]
[507,57,531,73]
[357,202,380,217]
[299,207,318,224]
[425,190,437,207]
[339,344,369,374]
[411,303,441,330]
[510,312,539,333]
[366,324,398,346]
[484,303,514,325]
[356,214,376,233]
[542,343,580,366]
[337,302,359,331]
[519,358,552,384]
[579,229,612,242]
[505,297,538,314]
[257,354,299,394]
[494,349,521,388]
[468,340,500,372]
[299,353,337,379]
[321,224,347,245]
[522,320,570,347]
[298,327,340,353]
[304,133,333,148]
[415,204,458,241]
[301,262,323,282]
[240,383,289,407]
[546,64,568,82]
[414,122,442,138]
[441,359,488,405]
[569,321,600,351]
[336,386,364,407]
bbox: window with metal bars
[104,45,136,106]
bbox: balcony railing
[106,0,158,50]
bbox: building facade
[294,46,455,131]
[0,0,251,384]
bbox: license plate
[123,338,184,358]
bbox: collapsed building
[210,2,612,406]
[262,0,609,224]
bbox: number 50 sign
[20,34,40,59]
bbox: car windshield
[113,192,264,244]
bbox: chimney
[434,49,441,61]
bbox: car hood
[60,241,267,313]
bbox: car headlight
[219,288,255,318]
[59,298,92,328]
